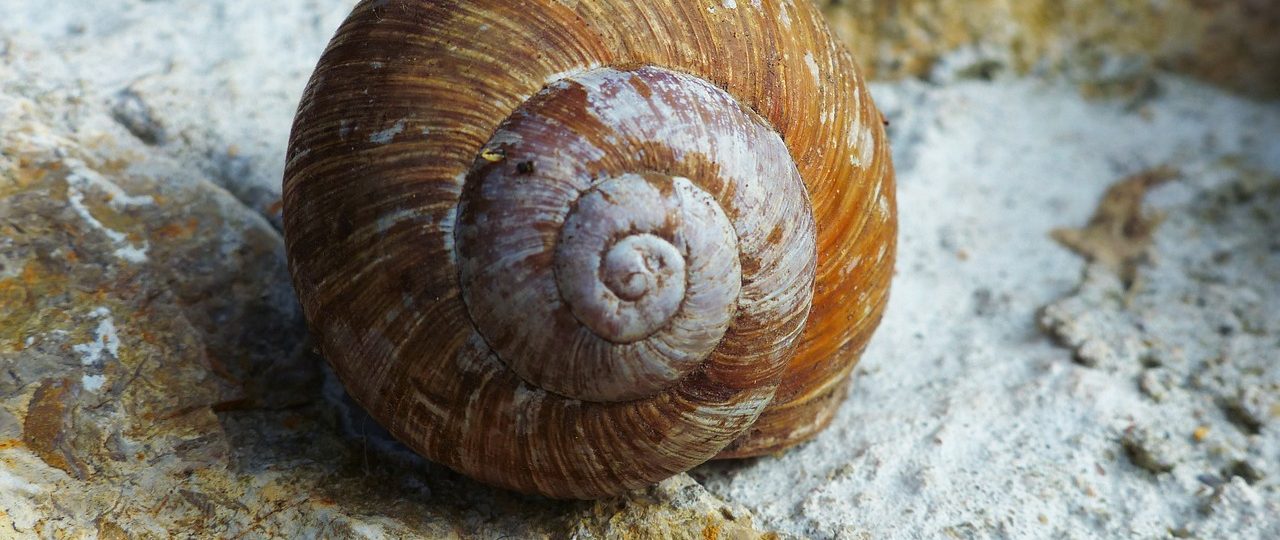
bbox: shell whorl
[283,0,896,499]
[457,66,814,403]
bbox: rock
[1188,477,1278,539]
[1036,162,1280,535]
[818,0,1280,98]
[1137,369,1175,403]
[1225,458,1266,485]
[697,76,1280,538]
[0,1,355,227]
[1038,265,1146,371]
[1121,427,1179,474]
[1050,168,1176,287]
[569,476,774,540]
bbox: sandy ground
[2,1,1278,538]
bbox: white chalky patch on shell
[410,389,449,423]
[368,302,439,397]
[867,162,891,221]
[804,53,821,85]
[858,122,877,169]
[462,364,524,471]
[441,175,464,267]
[342,253,393,284]
[368,119,406,144]
[847,117,864,167]
[722,0,737,8]
[376,207,433,234]
[542,62,602,86]
[691,388,776,428]
[455,331,496,376]
[486,129,524,149]
[842,255,863,278]
[512,385,547,435]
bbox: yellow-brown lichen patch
[152,217,201,240]
[0,157,53,198]
[0,261,72,354]
[701,518,722,540]
[21,379,78,477]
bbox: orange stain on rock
[154,217,200,239]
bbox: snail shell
[283,0,895,499]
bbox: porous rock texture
[698,77,1280,537]
[1,0,1278,538]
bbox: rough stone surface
[0,0,353,226]
[695,77,1280,538]
[1,1,1279,539]
[819,0,1280,99]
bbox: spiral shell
[284,0,895,499]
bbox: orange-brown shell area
[283,0,895,498]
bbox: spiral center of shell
[454,66,816,403]
[555,174,702,343]
[602,236,676,302]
